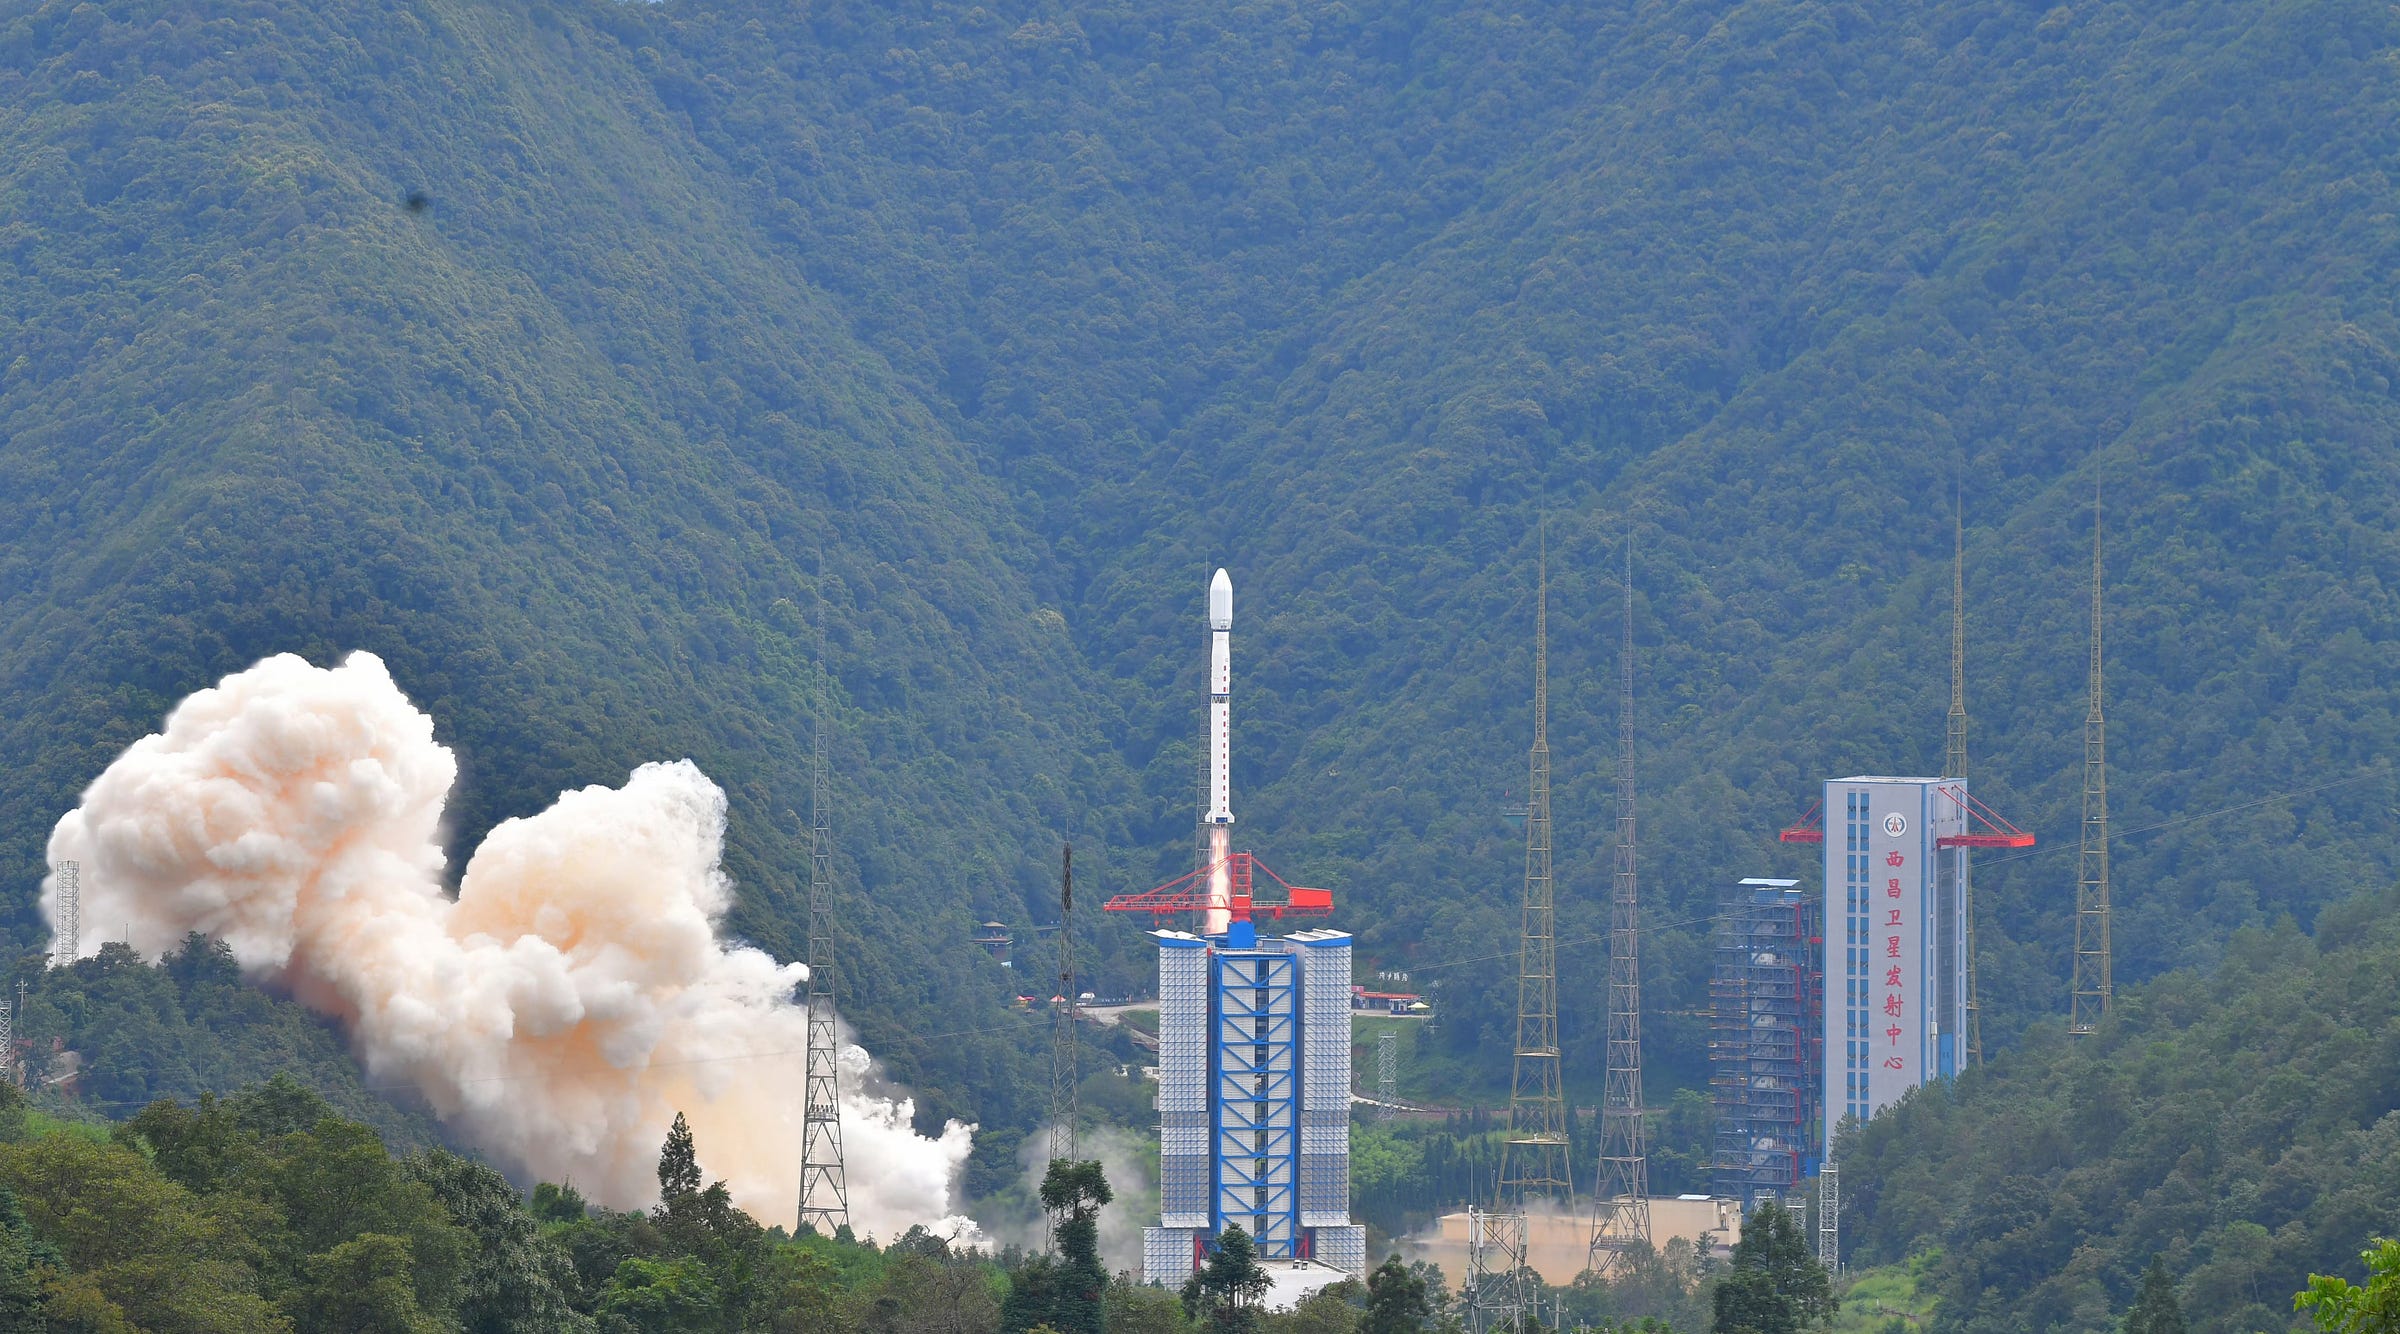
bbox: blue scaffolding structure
[1710,880,1824,1205]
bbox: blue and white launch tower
[1106,570,1366,1287]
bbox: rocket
[1206,568,1233,826]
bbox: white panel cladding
[1158,936,1212,1222]
[1144,1226,1201,1286]
[1311,1224,1368,1278]
[1294,932,1355,1228]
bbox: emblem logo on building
[1882,813,1907,837]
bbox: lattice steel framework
[1590,544,1652,1274]
[52,862,78,965]
[2071,481,2113,1037]
[1377,1032,1397,1121]
[797,717,850,1235]
[1046,844,1080,1248]
[1948,500,1984,1067]
[1501,532,1572,1208]
[1709,884,1822,1206]
[1817,1161,1840,1271]
[1463,1206,1530,1334]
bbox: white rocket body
[1206,569,1233,826]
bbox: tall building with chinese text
[1824,777,1970,1152]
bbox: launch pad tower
[1110,571,1366,1288]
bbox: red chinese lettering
[1885,851,1905,867]
[1885,909,1903,927]
[1882,1056,1904,1069]
[1885,1025,1903,1046]
[1887,878,1902,897]
[1883,994,1903,1017]
[1885,936,1902,959]
[1884,966,1903,987]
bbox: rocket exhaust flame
[39,651,976,1240]
[1205,826,1233,935]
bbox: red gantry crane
[1100,851,1334,926]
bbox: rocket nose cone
[1208,569,1233,629]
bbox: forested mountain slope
[1842,888,2400,1334]
[3,0,2397,1175]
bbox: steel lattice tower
[1048,845,1080,1175]
[2071,482,2113,1037]
[1377,1031,1397,1121]
[53,862,78,965]
[1816,1161,1839,1271]
[1589,543,1652,1275]
[1501,531,1572,1206]
[797,715,850,1235]
[1463,1205,1530,1334]
[1947,499,1984,1068]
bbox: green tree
[269,1116,469,1317]
[1183,1226,1273,1334]
[658,1114,702,1205]
[858,1251,1002,1334]
[0,1132,287,1333]
[288,1233,451,1334]
[597,1256,722,1333]
[2126,1258,2188,1334]
[2296,1240,2400,1334]
[531,1182,591,1224]
[751,1246,849,1334]
[1268,1279,1362,1333]
[1002,1256,1063,1334]
[0,1183,55,1331]
[1363,1254,1430,1334]
[1711,1202,1833,1334]
[407,1149,592,1333]
[1005,1158,1113,1334]
[1104,1281,1195,1334]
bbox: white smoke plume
[39,651,976,1241]
[988,1122,1157,1275]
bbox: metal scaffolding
[1709,881,1823,1206]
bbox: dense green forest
[2,0,2398,1313]
[1840,887,2400,1334]
[0,1073,1469,1333]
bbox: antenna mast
[1501,526,1572,1203]
[1947,495,1983,1067]
[1476,527,1559,1333]
[1589,541,1652,1274]
[1048,844,1080,1180]
[798,697,851,1235]
[2071,479,2113,1036]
